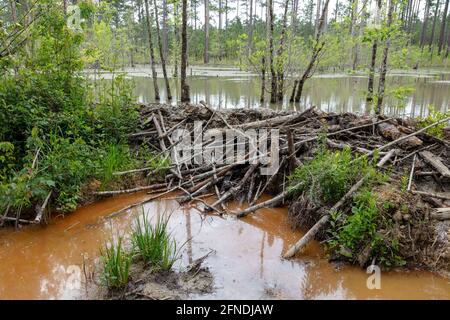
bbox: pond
[90,65,450,117]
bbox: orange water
[0,193,448,300]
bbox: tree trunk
[428,0,441,56]
[315,0,322,36]
[204,0,209,64]
[376,0,395,115]
[420,0,431,49]
[144,0,160,101]
[293,0,330,102]
[181,0,190,102]
[351,0,359,71]
[153,0,172,100]
[260,56,266,103]
[438,0,449,55]
[173,2,179,77]
[162,0,169,60]
[247,0,254,56]
[10,0,17,22]
[276,0,290,102]
[267,0,277,103]
[366,0,382,104]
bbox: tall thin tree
[376,0,396,115]
[181,0,190,102]
[153,0,172,100]
[144,0,160,100]
[367,0,382,104]
[438,0,449,54]
[204,0,210,64]
[291,0,330,103]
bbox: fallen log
[283,173,369,258]
[366,117,450,158]
[378,122,423,149]
[376,149,399,168]
[93,183,167,196]
[419,150,450,179]
[235,182,303,218]
[430,208,450,220]
[410,190,450,201]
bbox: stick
[235,182,303,218]
[34,190,52,223]
[419,150,450,179]
[207,163,259,211]
[376,149,398,168]
[405,154,416,192]
[283,173,369,258]
[410,190,450,201]
[292,118,392,148]
[93,183,167,196]
[430,208,450,220]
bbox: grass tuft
[131,210,179,271]
[99,237,131,289]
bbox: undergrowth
[418,106,450,138]
[288,144,384,206]
[100,237,131,289]
[131,210,179,271]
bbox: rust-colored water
[0,193,449,300]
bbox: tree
[204,0,210,64]
[180,0,190,102]
[376,0,396,115]
[267,0,277,103]
[366,0,382,104]
[438,0,449,55]
[153,0,172,100]
[420,0,431,49]
[144,0,160,100]
[276,0,290,102]
[291,0,330,103]
[428,0,441,56]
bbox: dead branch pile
[97,102,450,272]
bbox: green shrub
[418,106,450,139]
[131,211,179,271]
[327,190,405,268]
[288,145,378,206]
[100,237,131,289]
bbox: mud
[0,193,449,300]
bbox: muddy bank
[100,262,214,300]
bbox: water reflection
[130,71,450,117]
[0,193,449,300]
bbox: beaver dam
[1,103,449,299]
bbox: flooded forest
[0,0,450,300]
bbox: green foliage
[0,4,142,217]
[131,211,179,271]
[97,144,139,188]
[327,190,405,268]
[0,142,15,182]
[100,237,131,289]
[418,106,450,139]
[387,86,415,109]
[288,144,378,206]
